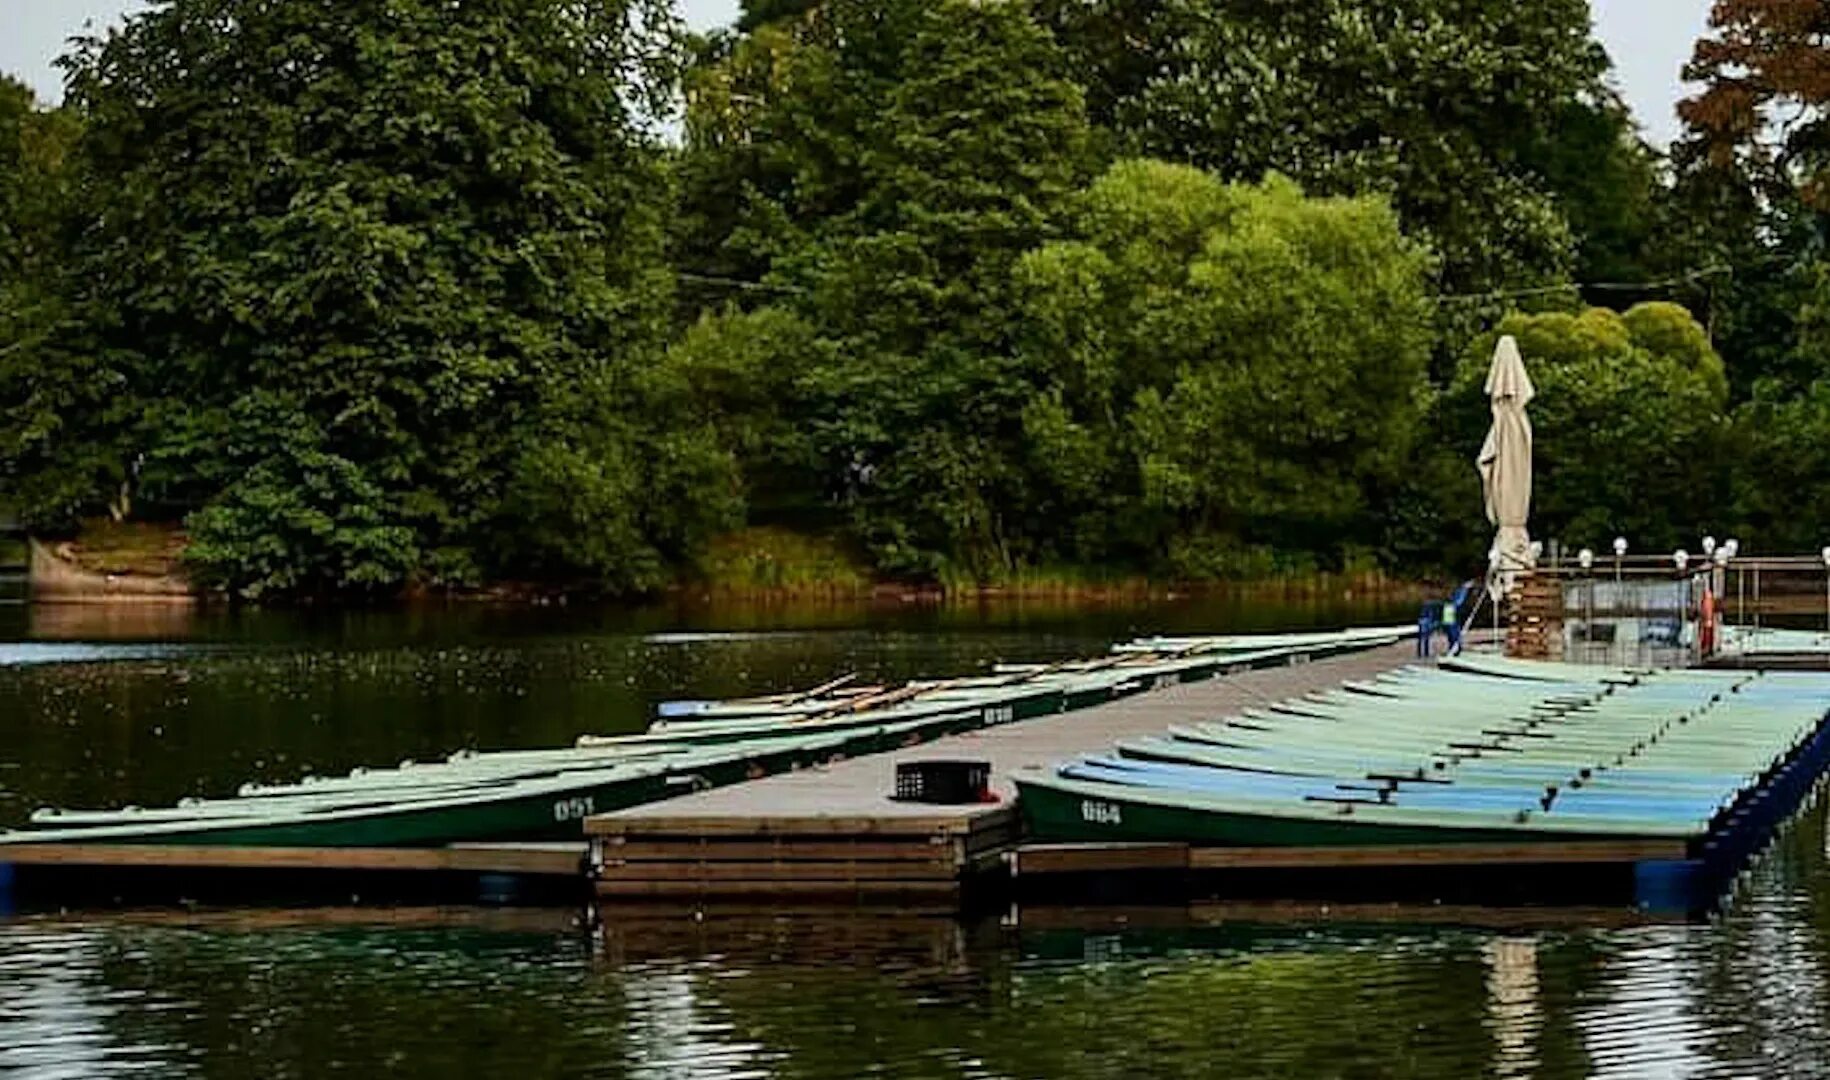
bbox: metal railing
[1478,553,1830,667]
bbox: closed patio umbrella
[1478,335,1534,593]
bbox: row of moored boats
[1019,654,1830,846]
[0,626,1409,848]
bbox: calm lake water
[6,576,1830,1077]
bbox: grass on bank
[694,526,1433,601]
[692,526,875,594]
[33,518,1435,602]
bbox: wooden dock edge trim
[602,839,967,863]
[599,829,1011,857]
[599,860,962,882]
[594,879,963,899]
[0,843,587,877]
[597,903,963,920]
[1185,840,1687,870]
[1012,843,1191,874]
[585,807,1015,839]
[1009,840,1688,874]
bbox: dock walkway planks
[597,641,1414,822]
[588,643,1417,901]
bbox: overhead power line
[1434,264,1735,306]
[676,273,805,294]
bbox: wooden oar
[784,671,861,705]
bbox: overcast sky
[0,0,1713,146]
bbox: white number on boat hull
[552,796,596,823]
[1080,800,1123,826]
[982,705,1016,725]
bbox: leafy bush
[1449,303,1729,553]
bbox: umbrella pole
[1492,579,1501,654]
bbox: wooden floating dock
[590,808,1016,904]
[586,640,1830,918]
[0,841,587,912]
[12,635,1830,920]
[0,632,1404,913]
[587,643,1424,905]
[583,641,1429,904]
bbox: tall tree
[1450,304,1729,552]
[1012,161,1437,575]
[0,77,88,527]
[8,0,735,596]
[1038,0,1609,297]
[677,0,1097,578]
[736,0,818,32]
[0,77,77,284]
[1682,0,1830,207]
[1674,0,1830,398]
[1523,92,1666,293]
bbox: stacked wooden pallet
[1505,572,1563,660]
[588,807,1017,903]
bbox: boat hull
[1015,777,1660,847]
[2,703,1002,848]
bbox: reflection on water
[11,591,1830,1075]
[0,643,196,667]
[9,834,1830,1080]
[1486,937,1541,1078]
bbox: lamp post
[1726,538,1743,630]
[1675,550,1691,665]
[1578,548,1595,663]
[1713,545,1730,653]
[1820,547,1830,635]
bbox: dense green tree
[1716,259,1830,543]
[5,0,735,596]
[1524,93,1666,293]
[1039,0,1608,297]
[1731,376,1830,553]
[1450,304,1728,553]
[678,0,1097,578]
[1012,161,1436,576]
[0,77,89,528]
[665,305,825,523]
[735,0,818,32]
[7,0,1811,594]
[0,77,77,283]
[1669,0,1830,399]
[675,1,934,300]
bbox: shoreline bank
[19,521,1445,609]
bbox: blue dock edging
[1636,706,1830,916]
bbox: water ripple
[0,644,196,668]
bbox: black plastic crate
[893,760,991,804]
